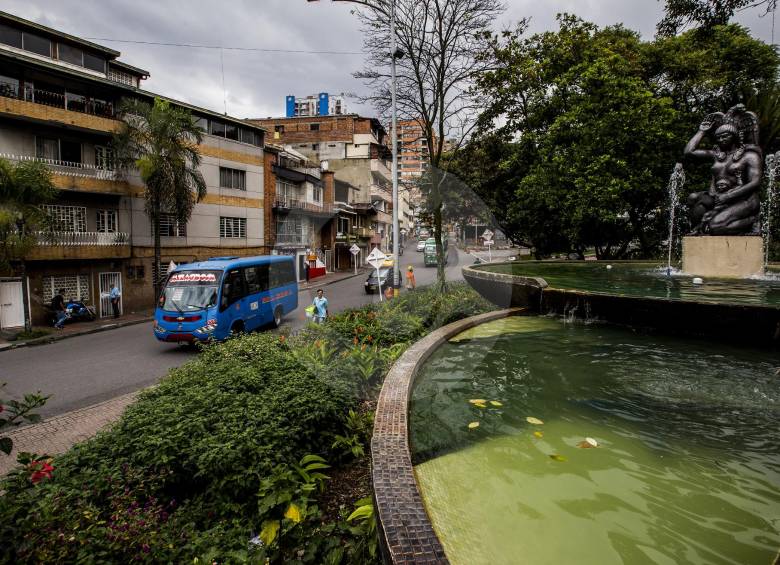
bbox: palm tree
[0,157,57,330]
[113,97,207,298]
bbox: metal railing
[35,231,129,246]
[275,234,308,246]
[0,80,116,118]
[273,199,334,214]
[0,154,118,180]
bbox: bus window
[243,266,261,294]
[220,269,245,310]
[269,261,295,289]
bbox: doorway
[99,272,122,318]
[0,279,24,329]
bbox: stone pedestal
[682,236,764,278]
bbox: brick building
[0,11,269,326]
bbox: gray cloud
[4,1,776,120]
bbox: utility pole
[389,0,400,295]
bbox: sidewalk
[0,311,154,352]
[297,267,369,291]
[0,391,139,477]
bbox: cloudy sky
[4,1,777,120]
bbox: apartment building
[262,145,339,280]
[284,92,346,118]
[249,114,397,258]
[0,11,268,325]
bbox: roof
[0,46,265,134]
[249,113,388,135]
[0,11,120,57]
[109,59,150,78]
[174,255,293,272]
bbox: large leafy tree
[474,16,780,258]
[114,98,206,298]
[657,0,777,36]
[0,158,56,274]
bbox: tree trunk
[433,204,446,293]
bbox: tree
[0,158,57,275]
[353,0,505,290]
[657,0,777,36]
[474,16,780,258]
[113,98,207,299]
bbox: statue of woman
[684,104,762,235]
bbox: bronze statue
[684,104,763,235]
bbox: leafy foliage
[0,384,48,456]
[657,0,777,36]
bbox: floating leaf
[576,437,598,448]
[489,400,503,407]
[526,417,544,425]
[549,454,567,462]
[284,503,302,523]
[468,422,480,429]
[469,399,486,405]
[259,520,280,547]
[533,431,543,439]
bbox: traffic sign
[366,248,387,270]
[483,240,494,246]
[481,229,494,241]
[349,244,360,255]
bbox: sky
[4,0,778,120]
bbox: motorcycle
[46,297,97,326]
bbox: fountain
[371,105,780,565]
[665,162,684,276]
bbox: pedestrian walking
[52,288,67,329]
[304,261,310,283]
[405,265,416,291]
[109,284,121,319]
[312,288,329,324]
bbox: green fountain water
[480,262,780,306]
[410,317,780,565]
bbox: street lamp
[307,0,402,293]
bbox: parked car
[416,240,426,252]
[364,268,398,294]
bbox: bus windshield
[161,270,221,312]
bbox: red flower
[29,459,55,484]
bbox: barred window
[95,145,115,170]
[96,209,117,233]
[219,167,246,190]
[159,213,186,237]
[44,205,86,232]
[220,216,246,238]
[42,275,90,302]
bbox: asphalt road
[0,247,511,418]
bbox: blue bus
[153,256,298,343]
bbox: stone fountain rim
[370,307,526,565]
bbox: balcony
[0,154,127,195]
[27,231,131,260]
[0,81,119,133]
[273,199,334,216]
[275,234,308,247]
[353,227,374,239]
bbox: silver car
[416,240,426,252]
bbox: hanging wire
[83,37,362,55]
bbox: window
[338,217,350,234]
[310,123,320,131]
[127,265,145,280]
[194,117,208,132]
[220,269,245,310]
[60,139,82,164]
[312,144,319,150]
[276,180,298,201]
[209,120,225,137]
[23,32,51,57]
[219,167,246,190]
[95,145,115,170]
[65,91,87,113]
[225,123,238,141]
[35,137,58,160]
[96,209,117,233]
[159,213,186,237]
[44,205,87,232]
[83,52,105,72]
[42,275,90,303]
[243,264,269,294]
[240,128,257,145]
[108,67,136,86]
[269,261,296,288]
[0,74,19,98]
[312,185,323,203]
[58,43,83,66]
[0,24,22,48]
[220,216,246,238]
[274,125,284,134]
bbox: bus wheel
[230,321,245,337]
[272,306,283,328]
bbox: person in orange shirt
[405,265,416,291]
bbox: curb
[297,269,369,292]
[0,317,154,353]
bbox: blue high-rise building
[285,93,346,117]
